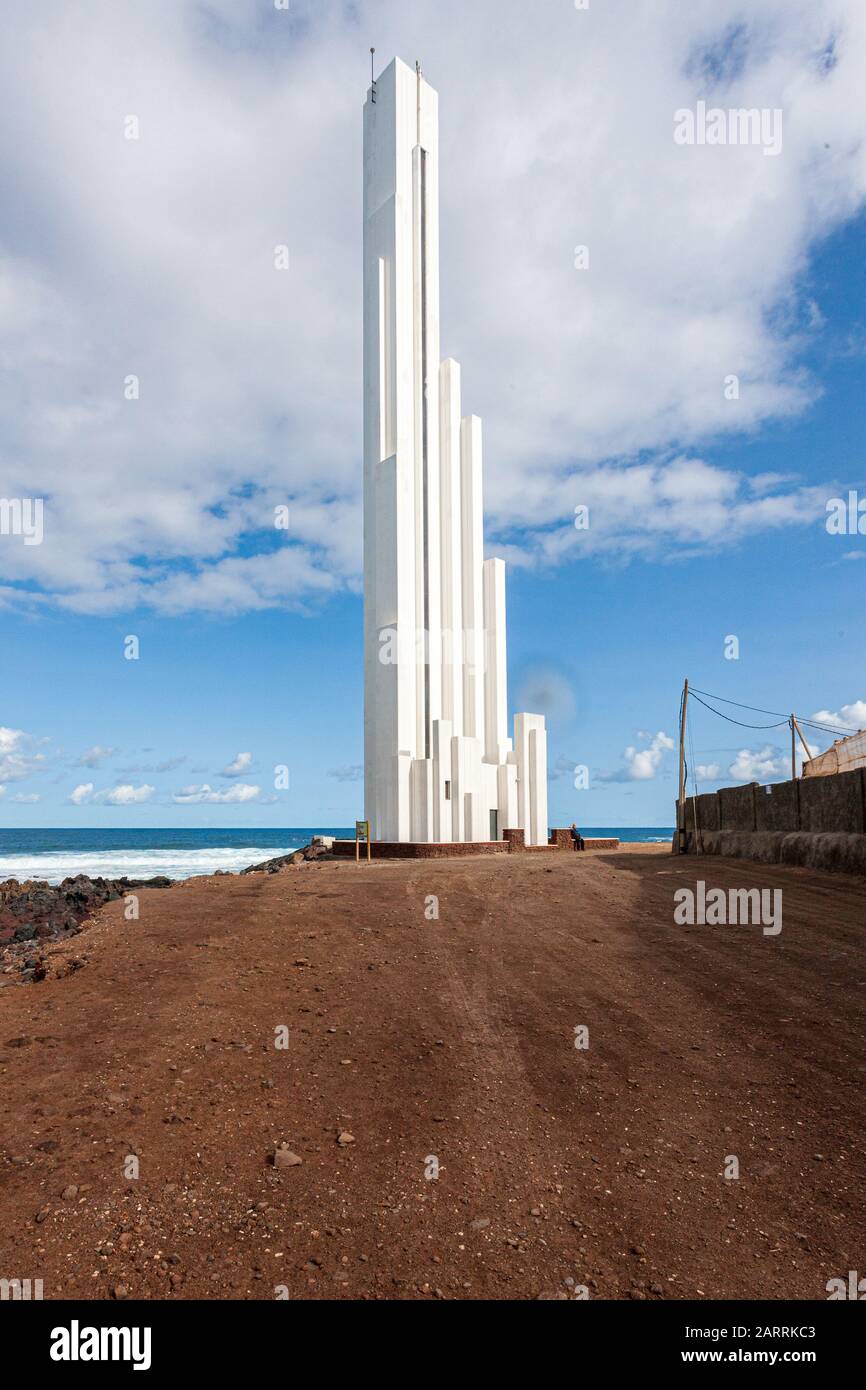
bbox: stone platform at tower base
[329,831,619,859]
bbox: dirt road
[1,847,863,1300]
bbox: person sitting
[570,822,584,851]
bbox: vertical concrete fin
[483,557,508,763]
[460,415,485,742]
[439,358,463,734]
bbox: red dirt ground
[0,847,863,1301]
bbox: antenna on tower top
[370,47,376,103]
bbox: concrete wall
[755,779,800,833]
[717,784,755,831]
[678,768,866,874]
[691,792,721,831]
[799,768,865,834]
[680,829,866,876]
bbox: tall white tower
[363,56,548,844]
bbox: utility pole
[790,715,796,782]
[678,678,689,854]
[791,715,811,772]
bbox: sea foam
[0,846,297,886]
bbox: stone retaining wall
[330,839,509,859]
[680,829,866,876]
[330,830,621,859]
[678,769,866,874]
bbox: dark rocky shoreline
[240,842,331,874]
[0,874,173,985]
[0,845,334,987]
[0,844,334,987]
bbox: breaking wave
[0,846,297,886]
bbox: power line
[689,691,790,730]
[689,686,857,738]
[690,686,788,719]
[797,717,859,737]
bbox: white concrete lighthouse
[363,56,548,845]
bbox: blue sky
[1,0,864,829]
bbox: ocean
[0,826,675,884]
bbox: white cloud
[548,755,579,782]
[727,734,823,780]
[68,780,155,805]
[97,783,155,805]
[172,782,261,804]
[11,792,41,804]
[510,459,829,566]
[728,745,785,781]
[811,700,866,730]
[328,765,363,783]
[221,751,252,778]
[0,1,864,613]
[118,755,187,774]
[600,731,675,782]
[75,745,116,768]
[695,763,722,780]
[0,726,47,783]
